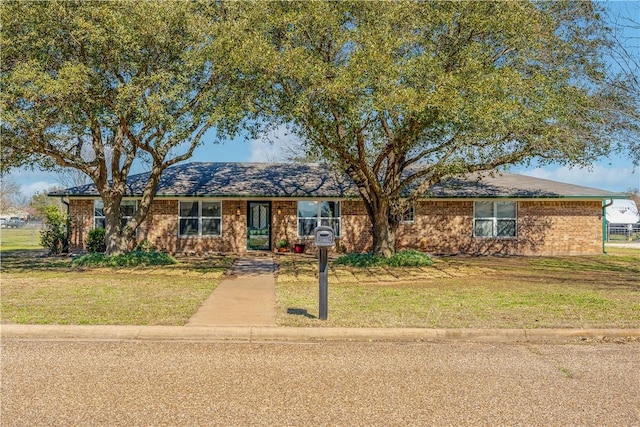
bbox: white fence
[607,223,640,241]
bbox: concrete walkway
[186,257,277,327]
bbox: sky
[4,1,640,199]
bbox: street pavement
[2,339,639,426]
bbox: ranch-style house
[50,162,625,256]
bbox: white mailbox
[314,226,335,247]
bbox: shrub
[86,228,106,253]
[334,252,385,267]
[334,250,433,268]
[72,250,177,267]
[40,205,69,254]
[387,250,434,267]
[135,239,156,252]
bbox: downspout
[602,199,614,254]
[61,197,70,253]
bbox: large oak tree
[1,1,242,255]
[232,1,637,257]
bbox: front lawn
[276,247,640,328]
[0,251,234,325]
[2,246,638,328]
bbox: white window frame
[400,205,415,223]
[94,199,137,229]
[473,201,517,238]
[178,200,222,238]
[297,201,341,238]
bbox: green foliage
[30,191,65,221]
[72,250,177,267]
[334,250,433,268]
[230,1,636,256]
[135,239,156,252]
[39,205,68,254]
[86,228,106,253]
[1,1,246,255]
[386,250,435,267]
[277,239,289,248]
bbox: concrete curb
[2,324,639,343]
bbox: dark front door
[247,201,271,250]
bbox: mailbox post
[313,226,335,320]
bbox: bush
[334,250,433,268]
[40,205,69,254]
[72,250,178,267]
[334,252,386,267]
[386,250,434,267]
[86,228,106,253]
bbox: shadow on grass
[0,249,74,272]
[287,308,317,319]
[1,249,236,274]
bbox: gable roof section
[49,162,622,199]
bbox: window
[298,201,341,237]
[179,200,221,237]
[474,201,517,238]
[94,200,137,229]
[400,205,415,223]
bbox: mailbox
[314,226,335,247]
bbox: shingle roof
[49,162,621,199]
[427,172,619,198]
[50,162,355,198]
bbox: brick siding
[68,198,604,256]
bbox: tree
[40,205,69,255]
[604,2,640,165]
[0,176,27,212]
[232,1,638,257]
[30,189,66,221]
[1,1,243,255]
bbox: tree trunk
[102,197,132,256]
[371,212,396,258]
[362,194,398,258]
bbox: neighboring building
[49,162,626,256]
[606,199,640,225]
[605,199,640,241]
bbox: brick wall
[68,199,93,252]
[351,200,603,256]
[141,200,248,255]
[68,198,604,256]
[271,201,299,250]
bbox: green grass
[2,244,638,328]
[1,251,234,325]
[0,227,45,251]
[276,249,640,328]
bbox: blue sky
[6,1,640,198]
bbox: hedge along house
[50,162,624,256]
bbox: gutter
[602,199,615,254]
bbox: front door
[247,201,271,250]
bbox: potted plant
[293,240,306,254]
[277,239,289,252]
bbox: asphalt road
[2,339,639,426]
